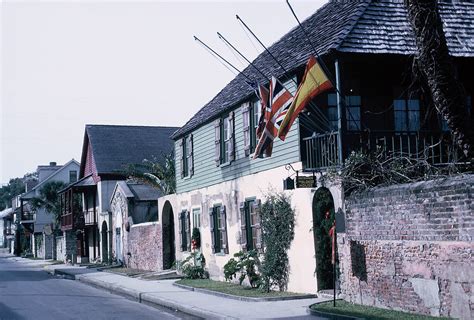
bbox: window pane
[224,116,229,140]
[394,100,406,112]
[328,93,337,106]
[254,101,261,127]
[346,106,361,131]
[407,99,419,111]
[193,208,200,228]
[349,95,361,106]
[408,110,420,131]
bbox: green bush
[223,250,261,288]
[260,192,295,292]
[180,251,208,279]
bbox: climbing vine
[260,192,295,292]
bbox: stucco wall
[339,175,474,319]
[124,222,162,271]
[161,161,343,294]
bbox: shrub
[180,251,208,279]
[260,192,295,292]
[223,250,261,288]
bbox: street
[0,250,195,320]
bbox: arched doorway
[101,221,108,263]
[162,201,175,270]
[312,187,336,291]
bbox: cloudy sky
[1,0,325,184]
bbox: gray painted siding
[176,80,300,193]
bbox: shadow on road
[0,301,26,320]
[0,271,51,282]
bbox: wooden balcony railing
[20,212,36,223]
[84,209,97,225]
[61,213,73,230]
[303,131,465,171]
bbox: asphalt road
[0,251,196,320]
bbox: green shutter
[179,139,185,178]
[253,199,263,253]
[189,134,194,176]
[186,211,191,251]
[228,111,235,162]
[239,202,247,251]
[214,119,221,166]
[242,103,251,156]
[220,206,229,254]
[179,211,184,251]
[209,207,216,253]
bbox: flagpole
[193,36,256,86]
[235,15,332,130]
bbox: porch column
[335,59,344,165]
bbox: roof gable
[172,0,474,140]
[80,125,178,177]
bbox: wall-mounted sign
[296,176,316,188]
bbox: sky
[1,0,325,184]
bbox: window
[192,208,200,228]
[327,94,361,131]
[327,94,338,131]
[214,112,235,166]
[346,96,361,131]
[180,135,193,178]
[69,170,77,183]
[209,205,228,254]
[179,211,191,251]
[394,99,420,132]
[239,199,262,252]
[243,101,261,156]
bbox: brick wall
[123,222,162,271]
[339,175,473,320]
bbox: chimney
[49,162,57,166]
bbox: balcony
[20,211,36,223]
[61,213,73,230]
[303,131,465,171]
[84,209,97,226]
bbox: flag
[256,83,270,140]
[253,76,294,159]
[278,56,333,140]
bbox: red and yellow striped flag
[278,56,333,140]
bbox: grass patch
[311,300,450,320]
[176,279,306,298]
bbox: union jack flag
[253,77,294,159]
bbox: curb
[308,302,365,320]
[174,282,317,302]
[48,268,229,319]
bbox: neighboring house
[158,0,473,294]
[110,181,161,269]
[59,124,177,264]
[0,207,14,250]
[19,160,80,258]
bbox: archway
[312,187,336,291]
[161,201,175,270]
[101,221,108,263]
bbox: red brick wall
[124,223,162,271]
[339,175,473,319]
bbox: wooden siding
[176,81,300,194]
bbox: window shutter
[220,206,229,254]
[179,212,184,251]
[253,199,263,253]
[228,112,235,162]
[209,207,216,253]
[186,211,191,251]
[179,139,185,178]
[242,103,251,156]
[214,119,221,166]
[189,134,194,176]
[239,202,247,251]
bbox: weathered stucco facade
[339,175,474,319]
[159,162,343,294]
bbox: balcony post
[335,59,344,165]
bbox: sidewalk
[36,262,328,319]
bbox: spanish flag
[278,56,333,140]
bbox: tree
[30,181,66,228]
[125,153,176,195]
[0,178,25,210]
[406,0,473,158]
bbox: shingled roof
[171,0,474,139]
[81,125,178,176]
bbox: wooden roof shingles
[172,0,474,140]
[85,125,178,175]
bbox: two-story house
[158,0,473,294]
[59,124,177,264]
[20,160,80,258]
